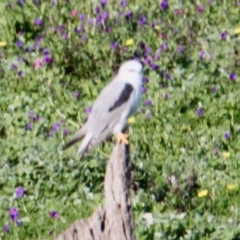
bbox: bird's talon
[115,133,129,144]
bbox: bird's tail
[62,125,87,151]
[77,132,93,155]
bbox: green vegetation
[0,0,240,239]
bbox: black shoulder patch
[109,83,133,112]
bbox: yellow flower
[0,41,7,47]
[234,28,240,34]
[223,152,230,159]
[154,26,160,32]
[128,117,135,124]
[198,189,208,198]
[94,79,101,84]
[125,38,134,46]
[227,184,236,190]
[180,126,191,131]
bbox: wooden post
[55,142,135,240]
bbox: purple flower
[106,27,112,33]
[144,56,151,66]
[95,6,100,14]
[197,5,204,13]
[28,110,35,118]
[229,72,237,81]
[45,133,52,138]
[196,108,203,117]
[142,77,149,84]
[221,31,228,40]
[145,99,152,106]
[57,25,64,33]
[153,54,160,61]
[85,106,92,114]
[43,49,50,55]
[150,63,159,71]
[42,55,53,64]
[26,123,33,130]
[164,93,169,99]
[74,27,81,33]
[89,18,94,25]
[161,43,168,50]
[134,56,140,61]
[15,186,25,198]
[33,116,41,122]
[211,86,217,92]
[139,16,147,25]
[118,11,124,17]
[17,0,24,6]
[16,220,22,226]
[12,63,18,70]
[51,122,60,133]
[166,74,172,80]
[199,50,205,59]
[16,40,23,48]
[4,225,10,233]
[224,132,230,140]
[146,113,151,119]
[144,56,151,65]
[73,91,80,98]
[63,129,69,136]
[139,41,145,50]
[125,11,133,20]
[17,56,22,62]
[100,0,107,8]
[121,0,127,7]
[25,46,32,52]
[102,12,109,20]
[149,22,155,28]
[178,45,184,53]
[145,46,151,54]
[18,70,24,77]
[9,208,19,221]
[111,42,119,49]
[35,36,42,42]
[82,35,87,42]
[34,42,40,51]
[49,211,59,218]
[62,32,68,39]
[34,18,43,26]
[141,87,147,94]
[60,119,66,124]
[96,14,102,24]
[160,0,169,10]
[79,14,86,21]
[173,28,179,34]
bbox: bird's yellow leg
[115,133,129,144]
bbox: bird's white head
[117,60,143,88]
[118,60,143,75]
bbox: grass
[0,0,240,239]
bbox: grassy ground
[0,0,240,239]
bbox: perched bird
[62,60,143,156]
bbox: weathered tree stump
[55,143,135,240]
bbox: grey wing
[86,80,135,150]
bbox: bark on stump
[55,143,135,240]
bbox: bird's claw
[115,133,129,144]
